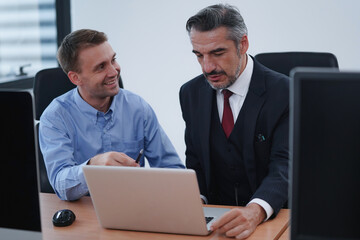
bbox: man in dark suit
[179,4,289,239]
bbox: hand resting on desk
[210,203,266,239]
[88,151,139,167]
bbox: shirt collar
[74,88,117,124]
[223,54,254,97]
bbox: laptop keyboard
[205,217,214,224]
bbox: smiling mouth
[104,79,116,85]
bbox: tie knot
[222,89,233,100]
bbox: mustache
[204,70,226,78]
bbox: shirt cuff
[77,160,91,195]
[200,194,208,204]
[248,198,274,221]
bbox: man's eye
[214,52,224,56]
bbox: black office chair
[33,67,124,193]
[33,67,75,120]
[35,123,55,193]
[254,51,339,76]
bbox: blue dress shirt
[39,88,184,200]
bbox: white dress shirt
[216,55,274,220]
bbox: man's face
[70,41,120,106]
[190,26,248,89]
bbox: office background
[66,0,360,162]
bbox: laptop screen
[0,90,42,239]
[290,68,360,240]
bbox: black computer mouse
[52,209,76,227]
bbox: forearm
[251,159,288,216]
[53,160,89,201]
[253,110,289,215]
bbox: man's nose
[108,63,120,77]
[202,56,216,74]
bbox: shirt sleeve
[39,109,89,201]
[141,100,184,169]
[248,198,274,221]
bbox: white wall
[71,0,360,162]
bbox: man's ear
[68,71,82,86]
[239,35,249,55]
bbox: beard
[204,56,243,90]
[204,62,242,90]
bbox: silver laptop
[83,166,230,235]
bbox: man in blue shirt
[39,29,184,201]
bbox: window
[0,0,58,82]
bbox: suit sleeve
[251,77,289,217]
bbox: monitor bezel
[0,89,42,237]
[289,67,360,240]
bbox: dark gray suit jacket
[179,58,289,217]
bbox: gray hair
[186,4,248,47]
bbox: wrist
[247,202,266,225]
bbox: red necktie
[222,89,234,138]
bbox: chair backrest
[36,123,55,193]
[254,52,339,76]
[33,67,76,120]
[33,67,124,120]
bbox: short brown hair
[57,29,108,73]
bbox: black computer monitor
[0,90,42,239]
[290,68,360,240]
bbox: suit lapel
[240,60,267,192]
[197,79,214,193]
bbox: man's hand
[210,203,266,239]
[88,151,139,167]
